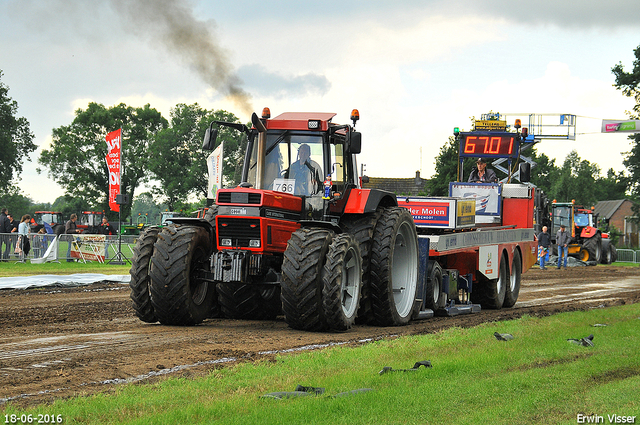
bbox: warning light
[350,109,360,122]
[514,119,522,129]
[262,107,271,119]
[522,127,528,138]
[454,127,460,136]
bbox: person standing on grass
[556,224,570,269]
[17,214,31,262]
[65,214,82,262]
[537,226,551,270]
[99,216,115,259]
[1,208,12,261]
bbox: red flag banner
[106,129,122,212]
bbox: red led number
[464,136,476,153]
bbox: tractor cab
[203,108,363,222]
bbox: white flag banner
[207,142,224,199]
[601,119,640,133]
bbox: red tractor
[550,201,617,264]
[32,211,65,235]
[129,109,537,331]
[78,211,104,234]
[129,109,417,330]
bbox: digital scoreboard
[458,132,520,159]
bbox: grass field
[2,302,639,424]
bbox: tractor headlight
[221,238,232,247]
[249,239,261,248]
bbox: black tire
[217,283,281,320]
[53,224,65,236]
[583,233,602,263]
[339,212,380,324]
[610,244,618,263]
[281,228,335,331]
[472,252,508,309]
[203,205,221,318]
[369,207,419,326]
[600,239,613,265]
[129,226,160,323]
[503,249,522,308]
[424,261,446,311]
[322,233,363,331]
[149,225,216,325]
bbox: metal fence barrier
[0,233,138,263]
[615,249,640,263]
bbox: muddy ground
[1,265,639,408]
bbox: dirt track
[1,265,639,408]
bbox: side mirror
[347,131,362,154]
[202,123,218,150]
[519,162,531,183]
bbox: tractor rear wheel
[217,283,281,320]
[149,225,216,325]
[322,233,363,331]
[503,249,522,308]
[129,226,160,323]
[600,239,613,264]
[281,228,335,331]
[610,244,618,263]
[583,233,602,262]
[369,207,419,326]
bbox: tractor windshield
[248,131,326,196]
[574,213,590,227]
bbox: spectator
[16,214,31,262]
[468,158,498,183]
[65,213,81,262]
[556,224,571,269]
[537,225,551,270]
[1,208,12,261]
[6,214,18,260]
[99,217,116,259]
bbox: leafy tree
[51,195,91,221]
[594,169,629,201]
[612,45,640,220]
[425,136,474,196]
[0,70,37,189]
[148,104,245,209]
[38,102,168,221]
[549,150,600,206]
[1,188,33,219]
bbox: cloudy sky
[1,0,639,204]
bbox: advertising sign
[106,129,122,212]
[207,142,223,199]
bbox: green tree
[425,136,475,196]
[0,70,37,189]
[130,192,166,226]
[594,168,629,201]
[1,189,33,219]
[148,104,245,209]
[549,150,600,206]
[612,45,640,220]
[38,102,167,221]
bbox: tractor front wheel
[322,233,363,331]
[149,225,217,325]
[129,226,160,323]
[281,228,335,331]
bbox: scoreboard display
[458,132,520,159]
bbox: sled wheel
[503,249,522,308]
[424,261,445,311]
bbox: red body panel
[502,197,534,229]
[266,112,336,131]
[343,189,371,214]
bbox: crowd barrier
[0,233,138,263]
[615,249,640,263]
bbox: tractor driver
[289,143,322,196]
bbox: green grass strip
[3,304,640,425]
